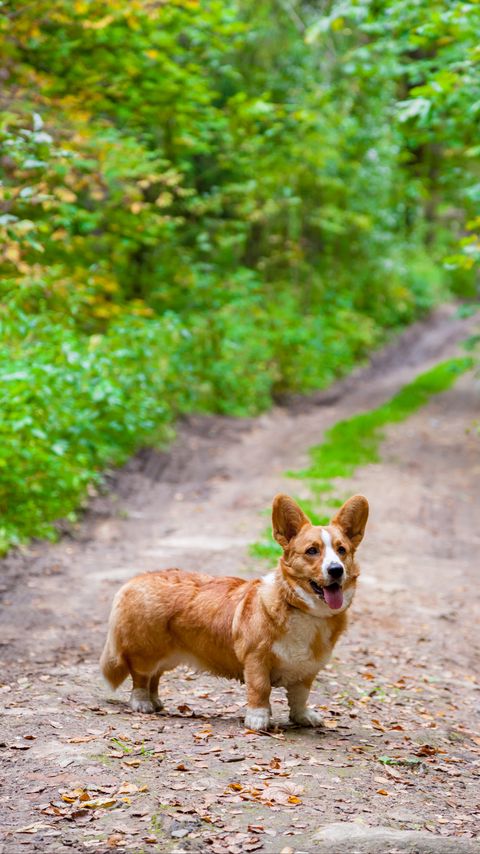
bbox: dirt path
[1,306,479,854]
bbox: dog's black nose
[328,563,344,580]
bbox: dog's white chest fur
[271,612,333,687]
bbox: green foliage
[0,1,478,550]
[306,0,480,283]
[0,293,184,550]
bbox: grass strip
[249,356,473,563]
[291,356,473,481]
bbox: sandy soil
[0,306,479,854]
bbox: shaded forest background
[1,0,479,550]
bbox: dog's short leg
[148,672,164,712]
[287,681,322,727]
[244,655,272,731]
[129,671,156,714]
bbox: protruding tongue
[323,584,343,610]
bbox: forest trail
[1,306,479,854]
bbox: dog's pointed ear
[332,495,369,549]
[272,494,310,549]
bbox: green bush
[0,295,185,550]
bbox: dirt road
[1,306,479,854]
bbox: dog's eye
[337,545,347,556]
[305,546,318,556]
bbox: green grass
[249,528,282,562]
[249,356,473,563]
[291,357,473,481]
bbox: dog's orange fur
[100,493,368,729]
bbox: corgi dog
[100,493,368,730]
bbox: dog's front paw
[150,696,164,712]
[289,707,323,727]
[130,690,156,714]
[244,707,271,731]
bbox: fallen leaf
[66,735,98,744]
[83,798,117,809]
[416,745,438,757]
[15,823,52,834]
[41,806,69,817]
[385,767,403,780]
[117,782,138,795]
[264,782,303,806]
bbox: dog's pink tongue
[323,585,343,610]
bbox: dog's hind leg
[129,669,157,714]
[148,671,164,712]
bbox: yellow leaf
[83,15,114,30]
[155,192,173,208]
[83,798,117,809]
[55,187,77,203]
[4,245,20,263]
[51,229,68,241]
[117,782,138,795]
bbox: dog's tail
[100,602,128,689]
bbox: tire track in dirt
[0,305,479,853]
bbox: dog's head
[272,493,369,615]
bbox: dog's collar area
[309,579,341,599]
